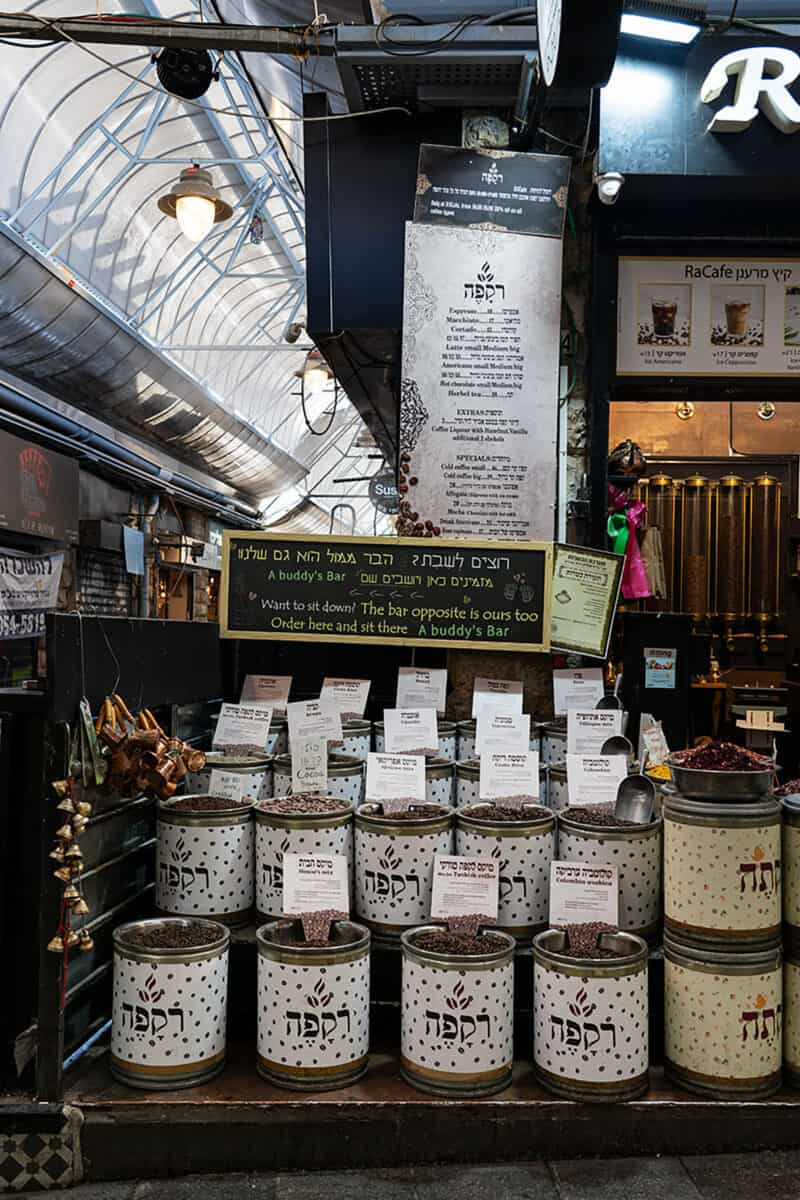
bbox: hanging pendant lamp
[157,166,233,244]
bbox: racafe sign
[701,46,800,134]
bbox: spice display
[646,763,672,781]
[411,928,506,955]
[776,778,800,798]
[671,742,771,772]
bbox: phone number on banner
[0,610,46,639]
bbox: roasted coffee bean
[169,795,251,812]
[554,921,620,959]
[465,803,550,822]
[433,526,441,535]
[777,778,800,797]
[565,803,643,829]
[372,803,445,820]
[399,482,408,493]
[412,929,506,955]
[409,476,418,485]
[257,795,350,815]
[122,922,220,950]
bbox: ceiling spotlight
[595,171,625,206]
[620,14,700,46]
[294,350,334,392]
[157,166,233,243]
[155,48,216,100]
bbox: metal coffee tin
[254,799,353,922]
[455,759,547,811]
[664,935,782,1099]
[185,751,273,802]
[783,797,800,950]
[784,946,800,1089]
[401,925,515,1097]
[547,765,568,813]
[374,720,457,762]
[426,757,455,807]
[156,795,254,926]
[540,720,567,767]
[533,929,649,1102]
[340,719,371,761]
[664,794,781,949]
[273,753,365,807]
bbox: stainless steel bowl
[666,757,775,801]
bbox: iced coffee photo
[724,297,751,341]
[711,285,764,346]
[637,283,692,346]
[651,297,678,338]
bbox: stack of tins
[663,791,783,1097]
[783,797,800,1087]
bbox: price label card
[475,711,530,757]
[240,674,292,714]
[319,677,371,719]
[472,677,523,719]
[213,704,273,753]
[566,754,627,807]
[553,668,605,716]
[479,750,540,805]
[549,861,619,927]
[567,709,623,755]
[287,699,343,750]
[208,768,247,802]
[396,667,448,715]
[431,856,499,921]
[291,735,328,795]
[365,752,426,813]
[383,707,438,756]
[282,853,350,916]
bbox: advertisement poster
[551,545,623,658]
[0,549,63,640]
[644,647,677,690]
[400,223,562,542]
[617,256,800,377]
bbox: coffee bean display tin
[664,935,782,1099]
[557,810,663,940]
[111,918,229,1090]
[185,752,273,803]
[254,799,353,921]
[400,926,515,1097]
[426,757,455,807]
[533,929,649,1102]
[456,804,555,940]
[456,720,539,763]
[354,804,454,938]
[784,948,800,1089]
[340,719,372,761]
[273,753,365,807]
[664,794,781,949]
[455,759,548,811]
[374,720,457,762]
[782,797,800,949]
[547,765,568,813]
[265,717,288,757]
[540,720,567,767]
[256,920,370,1091]
[156,796,254,926]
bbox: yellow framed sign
[220,532,552,653]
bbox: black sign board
[0,431,78,543]
[414,145,570,238]
[221,533,552,653]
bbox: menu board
[221,532,551,653]
[617,255,800,377]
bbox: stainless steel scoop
[615,773,656,824]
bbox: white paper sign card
[213,704,273,753]
[567,709,623,755]
[287,699,343,749]
[549,862,619,927]
[431,856,499,921]
[291,735,328,796]
[472,677,524,719]
[553,668,605,716]
[475,711,531,757]
[282,853,350,916]
[365,753,426,807]
[479,751,540,804]
[383,708,439,756]
[240,674,291,713]
[396,667,448,715]
[319,677,371,719]
[566,754,627,807]
[208,768,247,803]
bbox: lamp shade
[157,167,233,241]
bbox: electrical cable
[0,10,413,123]
[374,12,488,56]
[483,7,536,22]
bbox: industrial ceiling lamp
[155,48,216,100]
[157,166,233,243]
[294,349,334,393]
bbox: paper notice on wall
[208,769,247,803]
[644,647,677,690]
[396,667,448,715]
[282,853,350,916]
[383,708,439,756]
[553,668,605,716]
[475,711,531,757]
[430,856,499,921]
[365,752,426,813]
[213,704,273,754]
[287,699,343,750]
[291,735,328,796]
[472,678,524,719]
[319,677,371,719]
[566,754,627,807]
[479,751,540,805]
[549,862,619,928]
[240,675,292,714]
[0,549,63,640]
[567,709,623,755]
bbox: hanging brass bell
[63,883,80,902]
[49,845,66,863]
[72,816,88,835]
[69,859,84,877]
[78,930,94,952]
[66,930,80,948]
[55,823,73,842]
[47,933,65,953]
[52,780,69,799]
[53,866,72,883]
[76,801,93,817]
[71,897,89,916]
[57,796,76,814]
[64,844,82,861]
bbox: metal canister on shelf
[265,716,288,757]
[374,720,457,762]
[273,753,364,807]
[340,719,372,761]
[547,765,568,813]
[256,919,370,1091]
[540,720,567,767]
[454,759,548,811]
[185,751,273,802]
[782,796,800,950]
[401,926,515,1097]
[664,793,781,949]
[784,945,800,1089]
[156,795,254,926]
[426,757,455,807]
[254,797,353,921]
[111,918,229,1089]
[557,809,663,940]
[533,929,649,1102]
[664,935,782,1099]
[456,803,554,940]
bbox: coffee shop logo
[119,973,186,1040]
[740,992,781,1043]
[262,836,291,892]
[158,837,211,894]
[737,846,779,896]
[550,987,617,1053]
[285,979,352,1044]
[464,262,506,302]
[701,47,800,135]
[425,983,491,1043]
[480,161,504,186]
[18,446,51,518]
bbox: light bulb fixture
[620,14,701,45]
[294,350,334,389]
[595,171,625,206]
[157,167,233,244]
